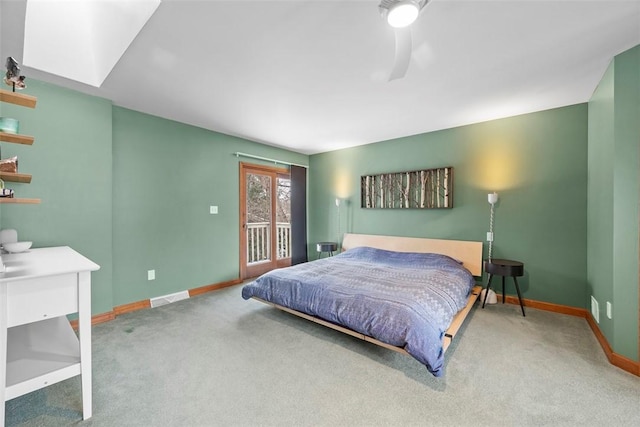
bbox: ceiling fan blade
[389,27,412,81]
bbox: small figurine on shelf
[4,57,26,92]
[0,179,14,198]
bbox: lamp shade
[387,1,420,28]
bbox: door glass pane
[246,173,272,264]
[276,176,291,260]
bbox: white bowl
[3,241,32,253]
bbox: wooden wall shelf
[0,132,34,145]
[0,172,32,183]
[1,89,38,202]
[0,89,37,108]
[0,198,40,204]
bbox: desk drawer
[7,273,79,327]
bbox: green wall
[112,107,307,306]
[587,61,615,342]
[588,45,639,361]
[1,79,307,314]
[0,80,114,314]
[308,105,589,307]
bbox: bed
[241,233,483,376]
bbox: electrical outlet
[606,301,612,319]
[148,269,155,281]
[210,205,218,214]
[591,296,599,323]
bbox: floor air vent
[150,290,190,308]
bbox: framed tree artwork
[361,166,453,209]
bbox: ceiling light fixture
[387,1,420,28]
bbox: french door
[240,163,291,279]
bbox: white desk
[0,247,100,425]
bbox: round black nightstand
[482,258,526,316]
[316,242,338,259]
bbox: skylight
[23,0,161,87]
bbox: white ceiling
[1,0,639,155]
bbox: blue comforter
[241,246,475,376]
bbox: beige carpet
[6,285,640,426]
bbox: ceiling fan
[379,0,430,81]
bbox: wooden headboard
[341,233,483,276]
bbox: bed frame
[341,233,483,276]
[253,233,483,356]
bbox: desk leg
[482,274,494,308]
[513,277,526,317]
[1,284,7,425]
[78,271,92,420]
[502,276,506,304]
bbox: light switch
[210,206,218,214]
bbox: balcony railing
[247,222,291,264]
